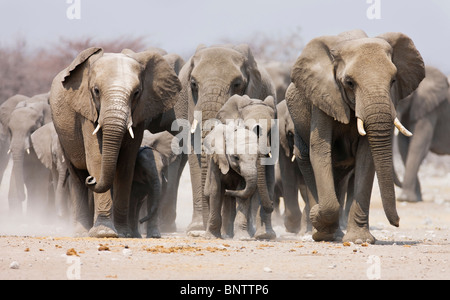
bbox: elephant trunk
[86,102,129,194]
[365,110,400,227]
[225,167,257,199]
[257,153,274,213]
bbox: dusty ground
[0,149,449,281]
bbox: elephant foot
[73,222,90,237]
[254,227,276,240]
[233,229,253,241]
[284,217,301,234]
[203,230,221,239]
[89,215,118,238]
[343,226,376,244]
[310,204,339,241]
[397,190,421,203]
[312,228,336,242]
[146,227,161,239]
[187,216,205,233]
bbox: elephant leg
[221,195,235,238]
[113,145,143,238]
[129,182,145,238]
[204,165,222,239]
[187,153,205,232]
[145,182,162,239]
[309,107,340,241]
[344,136,376,244]
[89,191,116,238]
[234,196,252,240]
[254,165,276,240]
[281,161,302,233]
[398,117,436,202]
[159,154,187,232]
[67,164,91,236]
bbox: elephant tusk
[92,124,101,135]
[7,149,11,155]
[268,152,272,158]
[291,154,296,162]
[357,118,366,136]
[128,126,134,139]
[190,119,198,134]
[26,148,30,155]
[394,118,413,137]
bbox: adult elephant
[395,66,450,202]
[49,47,181,238]
[0,94,30,186]
[286,30,425,243]
[31,122,69,219]
[5,93,52,216]
[174,44,276,233]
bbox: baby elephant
[129,130,179,238]
[203,123,269,240]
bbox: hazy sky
[1,0,450,72]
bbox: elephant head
[204,123,260,203]
[185,44,275,133]
[289,30,425,226]
[7,95,52,204]
[53,47,181,193]
[277,99,296,161]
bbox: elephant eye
[93,86,100,97]
[190,78,198,91]
[345,79,355,89]
[133,88,140,98]
[232,155,240,161]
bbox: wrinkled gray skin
[0,94,30,186]
[129,130,180,238]
[49,47,181,238]
[203,123,261,240]
[214,94,277,239]
[286,30,425,243]
[174,44,276,234]
[274,99,311,234]
[31,122,69,220]
[395,66,450,202]
[5,93,53,217]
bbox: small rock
[9,261,19,269]
[328,264,337,269]
[263,267,272,273]
[122,248,132,256]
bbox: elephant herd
[1,29,449,244]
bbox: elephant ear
[204,124,229,175]
[376,32,425,103]
[163,53,186,75]
[233,44,266,99]
[142,130,179,166]
[31,122,54,169]
[410,66,449,121]
[124,50,182,125]
[291,35,351,124]
[61,47,103,123]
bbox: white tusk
[26,148,30,155]
[268,152,272,158]
[394,117,413,137]
[291,154,296,162]
[7,149,11,155]
[191,119,198,134]
[128,127,134,139]
[357,118,366,136]
[92,124,101,135]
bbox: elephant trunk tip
[85,176,110,193]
